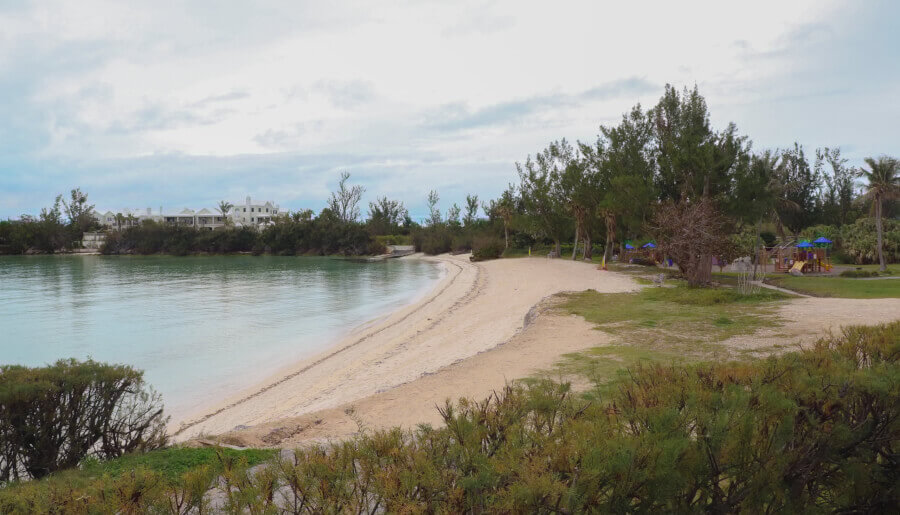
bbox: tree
[859,156,899,271]
[583,104,656,264]
[61,188,96,235]
[775,143,820,238]
[651,199,733,287]
[0,359,167,481]
[557,157,599,260]
[463,194,480,226]
[486,185,517,249]
[217,201,234,227]
[517,141,572,256]
[446,203,461,228]
[367,197,408,235]
[426,190,442,227]
[328,172,366,223]
[816,147,859,227]
[650,85,750,283]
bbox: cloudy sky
[1,0,898,220]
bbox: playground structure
[757,238,833,275]
[622,242,662,264]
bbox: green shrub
[470,237,504,261]
[0,360,168,482]
[842,217,900,264]
[840,269,879,278]
[3,323,898,512]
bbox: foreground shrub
[0,359,168,482]
[2,322,897,512]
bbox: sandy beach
[173,254,638,440]
[172,255,900,446]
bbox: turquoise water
[0,256,442,418]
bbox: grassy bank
[766,275,900,298]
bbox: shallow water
[0,255,442,419]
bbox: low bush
[840,269,879,278]
[0,359,168,482]
[3,322,897,512]
[470,236,504,261]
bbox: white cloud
[3,0,898,218]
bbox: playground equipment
[622,241,662,264]
[758,238,833,274]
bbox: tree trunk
[752,218,762,280]
[554,240,561,258]
[583,233,592,261]
[571,225,580,260]
[504,223,509,249]
[774,215,786,243]
[876,196,886,271]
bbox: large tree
[217,200,233,227]
[649,85,750,283]
[859,156,899,271]
[517,140,572,256]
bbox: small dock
[366,245,416,261]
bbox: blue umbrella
[813,237,832,244]
[624,244,635,250]
[796,241,814,248]
[642,242,656,248]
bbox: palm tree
[860,156,899,271]
[217,201,234,228]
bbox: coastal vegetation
[0,359,168,482]
[2,85,896,274]
[2,322,897,512]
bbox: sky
[1,0,898,221]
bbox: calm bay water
[0,255,442,419]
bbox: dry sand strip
[173,254,638,440]
[199,292,899,448]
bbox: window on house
[243,208,246,212]
[251,208,254,212]
[266,208,269,212]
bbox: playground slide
[790,260,806,273]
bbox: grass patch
[80,447,274,483]
[766,275,900,299]
[549,283,789,390]
[12,447,277,490]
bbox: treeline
[3,322,898,512]
[0,189,96,254]
[4,85,898,272]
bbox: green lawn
[765,275,900,298]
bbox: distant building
[95,197,283,230]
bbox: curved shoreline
[173,255,641,440]
[171,254,472,438]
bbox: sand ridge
[174,254,639,440]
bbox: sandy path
[174,255,637,440]
[721,297,900,353]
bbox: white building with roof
[95,197,283,230]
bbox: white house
[95,197,283,230]
[230,197,282,227]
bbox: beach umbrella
[642,242,656,248]
[796,241,814,248]
[625,244,635,250]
